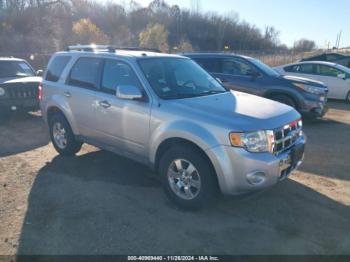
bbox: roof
[0,57,26,62]
[278,61,339,68]
[62,45,183,59]
[181,52,253,60]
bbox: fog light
[11,106,17,111]
[246,171,266,185]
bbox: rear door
[93,59,151,161]
[65,57,104,139]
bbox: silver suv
[40,45,306,209]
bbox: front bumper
[300,95,328,118]
[206,136,306,195]
[0,98,39,112]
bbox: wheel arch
[45,103,79,135]
[154,137,220,189]
[263,90,300,109]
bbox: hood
[167,91,300,132]
[281,75,326,87]
[0,76,42,85]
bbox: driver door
[214,58,262,95]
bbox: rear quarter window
[45,56,71,82]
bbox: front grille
[5,84,38,99]
[273,120,302,155]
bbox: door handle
[63,91,71,98]
[99,100,111,109]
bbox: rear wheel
[270,94,297,109]
[49,113,82,156]
[159,145,218,209]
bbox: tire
[346,91,350,104]
[49,113,82,156]
[159,145,218,210]
[270,94,297,109]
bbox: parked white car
[275,61,350,102]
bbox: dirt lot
[0,101,349,255]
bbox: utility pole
[338,31,342,49]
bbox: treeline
[0,0,311,54]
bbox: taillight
[38,83,43,100]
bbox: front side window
[317,65,344,78]
[221,58,253,76]
[67,57,103,89]
[249,58,280,77]
[46,56,71,82]
[0,60,35,78]
[101,60,141,94]
[138,58,226,99]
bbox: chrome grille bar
[273,120,302,155]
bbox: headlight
[0,87,5,96]
[229,130,275,153]
[293,83,324,95]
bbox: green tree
[139,23,169,52]
[72,18,109,45]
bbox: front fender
[148,120,221,165]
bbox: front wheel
[49,114,82,156]
[270,94,297,109]
[159,145,218,209]
[346,91,350,104]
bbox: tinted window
[0,61,35,78]
[325,54,344,61]
[221,58,254,76]
[46,56,71,82]
[193,58,220,73]
[101,60,141,94]
[316,65,344,77]
[284,65,299,72]
[305,54,326,61]
[299,64,315,74]
[68,57,102,89]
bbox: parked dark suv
[0,57,42,117]
[184,53,328,118]
[300,52,350,68]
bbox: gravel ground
[0,101,349,255]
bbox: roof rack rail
[66,45,161,53]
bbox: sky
[109,0,350,48]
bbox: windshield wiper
[196,90,227,96]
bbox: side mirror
[116,85,143,100]
[36,70,43,77]
[337,73,346,80]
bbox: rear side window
[193,58,220,73]
[45,56,71,82]
[101,60,141,94]
[284,65,298,72]
[67,57,103,89]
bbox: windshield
[0,60,35,78]
[138,58,227,99]
[249,58,280,77]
